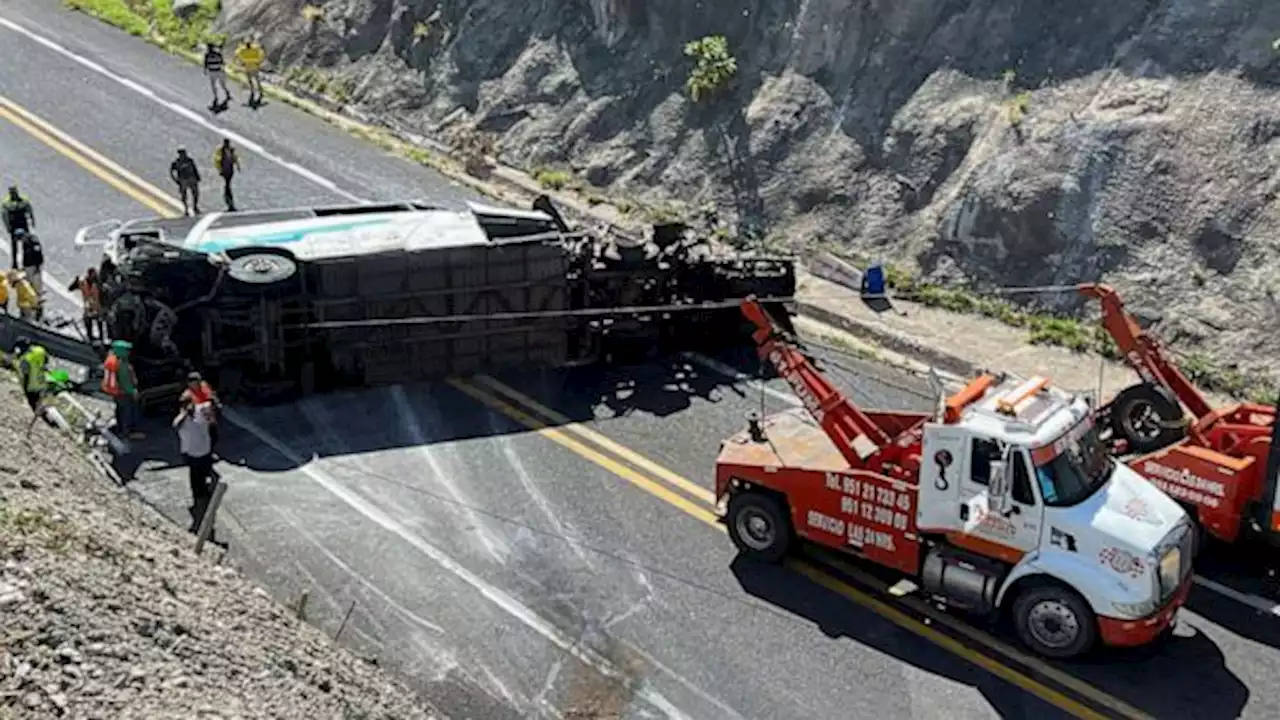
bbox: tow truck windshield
[1034,422,1114,507]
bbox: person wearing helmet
[2,186,35,269]
[8,269,40,322]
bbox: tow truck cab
[916,376,1196,652]
[717,369,1196,659]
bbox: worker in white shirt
[173,400,216,532]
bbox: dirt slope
[0,380,439,719]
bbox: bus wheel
[1110,384,1185,454]
[1012,583,1097,659]
[726,491,792,564]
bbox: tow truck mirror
[988,460,1009,512]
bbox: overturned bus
[67,196,795,405]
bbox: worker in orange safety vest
[102,339,144,440]
[67,268,104,344]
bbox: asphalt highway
[2,3,1279,719]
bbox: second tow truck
[715,298,1196,659]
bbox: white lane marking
[0,93,185,218]
[489,413,595,567]
[222,407,694,720]
[388,385,510,564]
[623,642,749,720]
[274,505,447,635]
[0,16,368,204]
[687,349,1280,619]
[1193,576,1280,617]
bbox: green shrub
[63,0,220,51]
[1006,91,1031,126]
[533,168,573,191]
[683,35,737,102]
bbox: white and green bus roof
[109,201,561,261]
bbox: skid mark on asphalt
[389,385,511,564]
[223,407,696,720]
[622,643,750,720]
[273,505,446,636]
[488,412,596,568]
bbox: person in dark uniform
[2,186,35,269]
[169,148,202,216]
[213,139,241,212]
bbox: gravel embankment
[0,379,441,719]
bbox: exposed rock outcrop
[220,0,1280,378]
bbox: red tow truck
[1083,283,1280,545]
[715,298,1195,659]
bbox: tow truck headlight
[1158,545,1182,598]
[1111,599,1157,618]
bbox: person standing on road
[16,229,43,318]
[235,37,266,108]
[203,40,231,110]
[9,270,40,323]
[213,139,241,212]
[102,339,144,440]
[170,148,202,216]
[173,400,216,532]
[2,186,35,269]
[180,370,222,455]
[68,268,104,344]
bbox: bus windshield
[1033,422,1113,507]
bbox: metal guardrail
[0,314,102,383]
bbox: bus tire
[1012,582,1097,659]
[1110,384,1185,454]
[726,491,792,564]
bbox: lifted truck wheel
[1110,384,1185,454]
[1012,583,1097,659]
[726,491,792,564]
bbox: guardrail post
[194,479,228,556]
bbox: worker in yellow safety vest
[234,37,266,107]
[0,271,10,316]
[8,269,40,322]
[15,343,48,418]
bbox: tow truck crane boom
[717,296,1194,660]
[1080,283,1215,421]
[1080,283,1280,544]
[743,299,892,466]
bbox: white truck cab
[918,375,1196,656]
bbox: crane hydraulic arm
[1078,283,1214,421]
[740,296,893,468]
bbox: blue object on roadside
[862,264,886,296]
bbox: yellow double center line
[453,374,1154,720]
[0,95,183,217]
[1,89,1148,720]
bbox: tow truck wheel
[1110,384,1185,454]
[1012,583,1097,659]
[726,491,792,564]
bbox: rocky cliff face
[220,0,1280,378]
